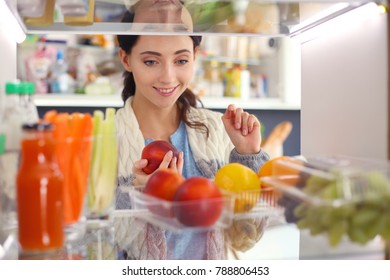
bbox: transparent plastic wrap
[261,155,390,247]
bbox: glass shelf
[33,94,301,110]
[6,0,379,37]
[1,218,387,260]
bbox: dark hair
[117,9,208,137]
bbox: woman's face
[121,35,196,109]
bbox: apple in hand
[141,140,180,174]
[144,169,185,217]
[173,177,224,227]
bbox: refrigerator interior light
[0,0,26,44]
[378,4,387,14]
[291,2,383,44]
[290,2,350,34]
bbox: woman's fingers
[132,159,149,187]
[248,114,260,133]
[241,112,250,135]
[223,104,235,120]
[132,149,184,188]
[132,159,148,174]
[158,151,184,175]
[234,107,244,130]
[177,152,184,174]
[158,150,174,169]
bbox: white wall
[300,11,388,160]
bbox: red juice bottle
[17,123,64,253]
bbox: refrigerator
[0,0,389,260]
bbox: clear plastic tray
[118,185,283,232]
[123,189,235,232]
[230,187,284,220]
[261,155,390,246]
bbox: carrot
[43,110,58,123]
[43,111,94,225]
[68,113,94,223]
[70,157,84,221]
[50,113,74,224]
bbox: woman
[113,22,269,260]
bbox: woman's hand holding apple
[132,150,184,187]
[221,104,262,155]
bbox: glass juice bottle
[16,123,64,253]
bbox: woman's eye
[177,59,189,65]
[144,60,157,66]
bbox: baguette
[261,121,293,158]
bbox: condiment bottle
[16,123,64,253]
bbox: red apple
[141,140,180,174]
[173,177,224,227]
[144,169,185,217]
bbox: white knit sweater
[113,97,269,259]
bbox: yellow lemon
[214,163,260,213]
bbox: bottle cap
[0,134,5,155]
[56,50,64,60]
[5,81,21,95]
[20,82,35,95]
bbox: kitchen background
[0,0,389,260]
[11,32,302,156]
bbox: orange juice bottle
[17,123,64,253]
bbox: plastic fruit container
[261,155,390,247]
[116,189,235,232]
[228,187,284,219]
[116,185,284,232]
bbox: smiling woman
[119,36,196,110]
[113,5,270,260]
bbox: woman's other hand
[221,104,262,155]
[132,151,184,187]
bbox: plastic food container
[261,155,390,247]
[116,185,283,232]
[229,187,284,220]
[118,189,234,232]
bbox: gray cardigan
[113,97,269,259]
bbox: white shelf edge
[34,94,124,107]
[34,94,301,110]
[201,97,301,110]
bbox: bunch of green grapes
[293,170,390,247]
[276,168,312,223]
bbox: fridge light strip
[291,2,383,43]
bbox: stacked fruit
[141,141,224,227]
[139,140,277,228]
